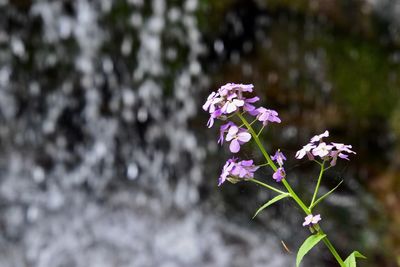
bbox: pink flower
[218,158,259,186]
[272,150,286,166]
[295,143,316,159]
[221,94,244,113]
[272,167,286,182]
[329,143,356,166]
[225,125,251,153]
[255,107,281,125]
[218,122,236,145]
[303,214,321,227]
[312,142,333,158]
[310,130,329,143]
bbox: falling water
[0,0,293,266]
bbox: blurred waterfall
[0,0,291,266]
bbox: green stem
[310,161,325,209]
[237,112,345,266]
[237,113,276,170]
[257,163,270,167]
[320,229,346,266]
[249,179,287,195]
[239,118,258,128]
[282,179,311,214]
[237,112,310,214]
[256,125,265,137]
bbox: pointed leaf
[296,233,326,267]
[310,180,343,209]
[252,193,290,218]
[344,251,367,267]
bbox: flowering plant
[203,83,366,267]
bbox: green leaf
[310,180,343,209]
[252,193,290,219]
[344,251,367,267]
[296,233,326,267]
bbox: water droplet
[32,167,45,183]
[127,163,139,180]
[214,40,224,54]
[137,108,148,122]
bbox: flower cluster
[295,130,356,166]
[203,83,283,184]
[203,83,281,128]
[218,158,259,186]
[202,83,258,128]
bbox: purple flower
[296,130,356,164]
[226,125,252,153]
[218,122,236,145]
[310,130,329,143]
[203,83,259,127]
[331,142,356,154]
[256,107,281,125]
[221,94,245,114]
[272,150,286,166]
[231,160,259,179]
[329,143,356,166]
[218,83,254,96]
[312,142,334,158]
[218,158,259,186]
[243,96,260,113]
[295,143,316,159]
[272,167,286,182]
[206,108,222,128]
[302,214,321,227]
[218,158,236,186]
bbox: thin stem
[313,159,323,166]
[237,112,310,214]
[320,229,346,266]
[237,113,276,170]
[257,163,270,167]
[256,125,265,137]
[237,112,345,266]
[238,118,258,128]
[310,161,325,209]
[249,179,287,195]
[310,180,343,210]
[282,179,311,214]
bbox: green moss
[324,37,400,118]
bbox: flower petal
[237,131,251,142]
[229,139,241,153]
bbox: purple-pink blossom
[312,142,334,158]
[296,130,356,164]
[310,130,329,143]
[225,125,252,153]
[243,96,260,113]
[272,167,286,182]
[255,107,281,125]
[302,214,321,227]
[218,122,236,145]
[295,143,316,160]
[329,143,356,166]
[218,158,259,186]
[272,150,286,166]
[203,83,259,128]
[221,94,245,113]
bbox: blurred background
[0,0,399,266]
